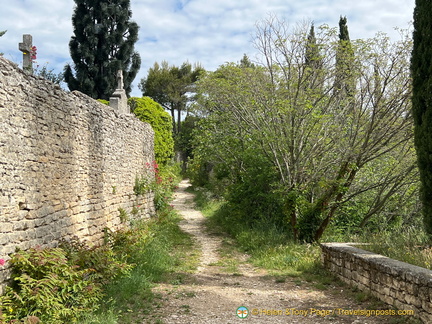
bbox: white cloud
[0,0,415,97]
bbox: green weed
[118,207,129,223]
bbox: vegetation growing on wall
[0,30,5,56]
[130,96,174,166]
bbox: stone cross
[116,69,124,89]
[110,70,129,114]
[18,34,33,74]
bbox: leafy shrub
[130,97,174,165]
[136,160,181,211]
[222,150,286,230]
[0,247,102,323]
[118,207,129,223]
[59,238,133,285]
[97,99,109,105]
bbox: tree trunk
[291,209,298,242]
[313,168,358,241]
[177,106,181,134]
[170,107,177,134]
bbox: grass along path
[147,180,418,324]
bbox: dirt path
[149,180,403,323]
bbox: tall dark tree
[334,16,355,98]
[411,0,432,238]
[139,61,204,135]
[64,0,141,100]
[304,24,324,90]
[305,24,319,68]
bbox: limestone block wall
[0,57,155,293]
[321,243,432,323]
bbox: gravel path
[149,180,406,323]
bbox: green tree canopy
[192,17,416,242]
[64,0,141,100]
[239,54,255,68]
[139,61,204,134]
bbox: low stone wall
[321,243,432,323]
[0,57,155,294]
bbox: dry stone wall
[321,242,432,323]
[0,57,155,294]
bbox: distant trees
[191,17,417,242]
[412,0,432,238]
[139,61,204,135]
[35,64,64,85]
[64,0,141,100]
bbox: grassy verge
[81,208,200,324]
[344,229,432,270]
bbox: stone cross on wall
[109,70,129,114]
[18,34,33,74]
[116,69,124,89]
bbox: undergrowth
[82,209,198,324]
[190,186,422,324]
[0,163,196,324]
[0,209,194,324]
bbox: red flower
[30,46,37,61]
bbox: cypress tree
[334,16,355,98]
[64,0,141,100]
[411,0,432,238]
[305,24,319,68]
[304,24,325,97]
[339,16,350,41]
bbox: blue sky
[0,0,415,97]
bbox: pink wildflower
[0,259,5,266]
